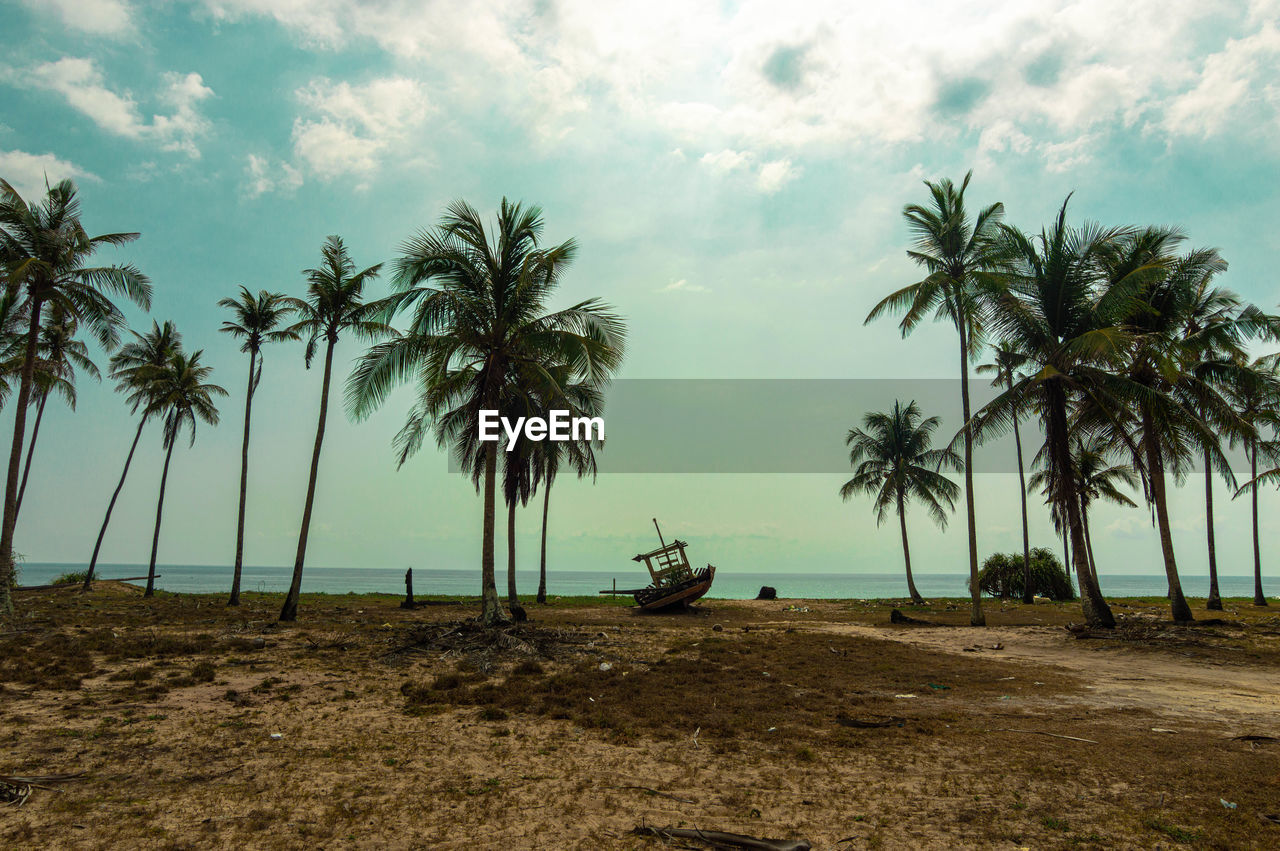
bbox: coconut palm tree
[532,389,601,605]
[0,178,150,616]
[346,199,626,626]
[865,171,1003,625]
[966,197,1137,628]
[219,287,298,606]
[840,399,962,604]
[83,321,182,590]
[977,342,1033,603]
[141,350,225,597]
[278,237,385,623]
[9,305,100,522]
[1226,356,1280,606]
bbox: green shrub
[973,548,1075,600]
[54,570,89,585]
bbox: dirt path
[811,621,1280,731]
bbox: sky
[1,0,1278,590]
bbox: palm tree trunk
[145,438,176,598]
[84,416,148,590]
[1204,447,1222,611]
[506,498,525,621]
[0,293,45,618]
[1012,400,1032,605]
[14,391,49,523]
[1142,413,1193,622]
[229,351,256,607]
[956,319,984,626]
[1251,443,1266,606]
[1062,526,1070,576]
[897,491,924,605]
[536,479,551,604]
[480,440,506,625]
[280,339,335,622]
[1082,503,1098,584]
[1048,385,1113,628]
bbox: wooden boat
[600,519,717,611]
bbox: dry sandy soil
[3,584,1279,850]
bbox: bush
[973,548,1076,600]
[54,570,89,585]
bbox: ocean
[16,562,1276,601]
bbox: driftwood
[835,714,904,729]
[992,728,1098,744]
[889,609,932,625]
[609,785,697,804]
[632,824,811,851]
[1,772,84,807]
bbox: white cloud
[243,154,303,198]
[657,279,708,293]
[291,77,429,178]
[201,0,1280,167]
[698,149,800,193]
[25,58,214,157]
[756,158,799,193]
[0,149,97,200]
[21,0,133,36]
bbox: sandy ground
[3,586,1280,849]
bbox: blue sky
[1,0,1278,588]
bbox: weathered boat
[601,519,716,611]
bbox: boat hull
[634,565,715,611]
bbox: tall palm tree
[13,305,100,522]
[532,387,601,605]
[278,236,384,622]
[866,171,1003,625]
[141,350,225,597]
[0,178,149,616]
[977,343,1033,603]
[346,199,626,626]
[219,287,298,606]
[1226,356,1280,606]
[967,197,1137,628]
[84,321,182,590]
[840,400,962,605]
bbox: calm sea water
[16,562,1277,601]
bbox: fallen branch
[889,609,932,625]
[835,715,904,729]
[632,825,811,851]
[992,728,1098,744]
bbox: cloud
[756,158,800,193]
[20,0,133,36]
[24,58,213,157]
[0,149,97,200]
[657,279,708,294]
[243,154,303,198]
[292,77,429,178]
[699,149,800,193]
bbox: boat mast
[652,517,667,549]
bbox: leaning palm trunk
[536,481,551,604]
[1082,505,1099,582]
[229,352,257,607]
[84,417,148,590]
[1250,444,1267,606]
[1204,447,1222,610]
[1048,389,1114,627]
[1012,407,1032,604]
[897,491,924,604]
[280,340,335,622]
[956,320,984,625]
[14,392,49,523]
[506,499,525,621]
[145,439,176,598]
[1142,412,1193,622]
[0,294,45,617]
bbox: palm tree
[532,392,600,605]
[1031,436,1138,582]
[866,171,1003,625]
[346,199,626,626]
[1225,356,1280,606]
[141,350,224,597]
[83,321,182,590]
[967,197,1137,628]
[13,305,100,522]
[840,399,962,605]
[278,236,384,622]
[219,287,298,606]
[0,178,150,616]
[977,343,1033,603]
